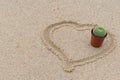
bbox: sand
[0,0,120,80]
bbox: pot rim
[91,29,107,38]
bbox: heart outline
[42,21,116,72]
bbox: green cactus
[93,26,106,37]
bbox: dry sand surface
[0,0,120,80]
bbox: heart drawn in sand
[42,21,115,72]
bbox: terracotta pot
[91,29,107,48]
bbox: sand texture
[0,0,120,80]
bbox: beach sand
[0,0,120,80]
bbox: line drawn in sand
[41,21,116,72]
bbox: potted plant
[91,26,107,47]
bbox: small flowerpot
[91,29,107,48]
